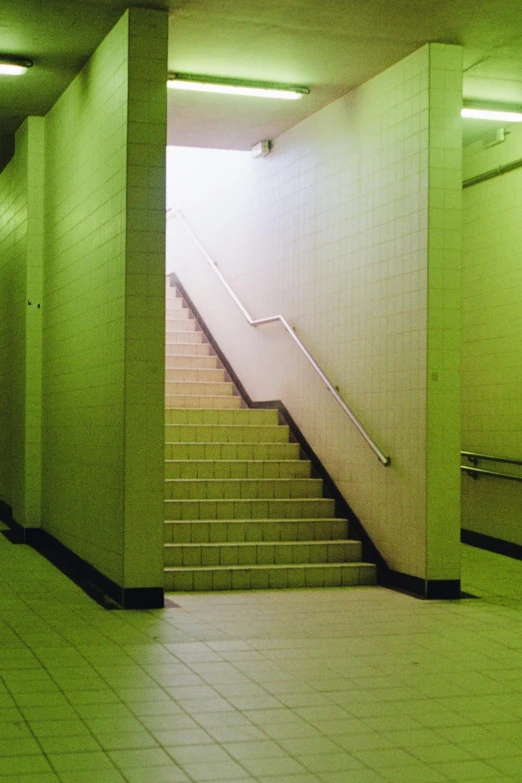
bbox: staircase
[164,282,377,591]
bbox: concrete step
[165,380,234,397]
[166,319,198,333]
[164,517,349,543]
[164,539,362,567]
[165,423,289,443]
[165,441,301,461]
[166,354,219,369]
[166,342,211,357]
[164,496,336,520]
[165,367,226,383]
[164,562,377,591]
[164,477,324,500]
[166,331,205,345]
[165,408,279,425]
[165,395,242,410]
[164,459,311,479]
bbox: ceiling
[3,0,522,153]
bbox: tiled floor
[1,522,522,783]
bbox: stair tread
[165,539,359,547]
[165,561,375,572]
[167,380,232,386]
[165,408,274,416]
[165,459,305,463]
[165,439,288,443]
[164,517,347,523]
[166,397,240,402]
[164,477,319,483]
[165,424,286,429]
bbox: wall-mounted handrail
[463,156,522,189]
[168,209,391,466]
[461,451,522,467]
[461,451,522,483]
[461,466,522,483]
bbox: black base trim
[1,512,164,610]
[384,569,461,599]
[0,499,13,525]
[462,528,522,561]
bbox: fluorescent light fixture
[167,73,309,100]
[0,56,33,75]
[462,107,522,122]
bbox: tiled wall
[462,122,522,546]
[0,118,44,527]
[43,9,167,587]
[0,127,25,511]
[168,43,462,582]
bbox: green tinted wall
[42,8,167,587]
[462,123,522,546]
[0,118,44,527]
[0,127,24,513]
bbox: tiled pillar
[123,9,168,593]
[425,44,462,591]
[42,8,168,606]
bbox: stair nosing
[164,517,347,523]
[164,477,320,483]
[165,539,359,547]
[164,562,375,572]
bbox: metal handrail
[463,156,522,189]
[461,451,522,467]
[461,465,522,483]
[168,209,390,466]
[461,451,522,483]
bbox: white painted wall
[167,43,462,584]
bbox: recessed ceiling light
[462,107,522,122]
[167,73,309,101]
[0,56,33,76]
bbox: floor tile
[2,537,522,783]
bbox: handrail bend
[168,209,390,466]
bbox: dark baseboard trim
[1,512,164,610]
[462,528,522,561]
[0,499,13,525]
[383,569,461,599]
